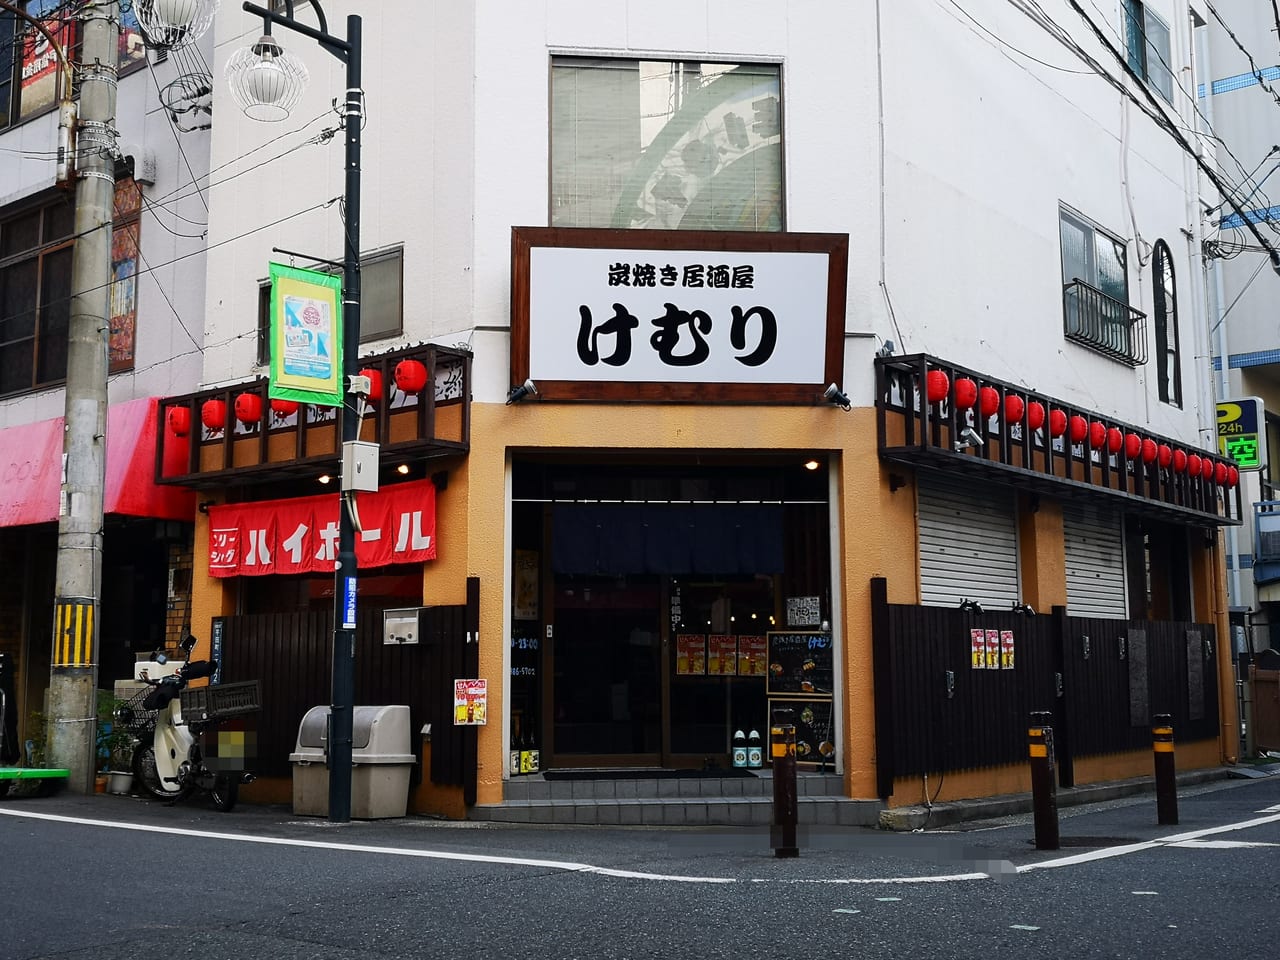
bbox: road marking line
[832,908,861,914]
[1010,925,1040,931]
[1132,891,1159,895]
[0,807,734,884]
[875,897,902,901]
[1169,840,1280,849]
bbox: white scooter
[116,635,256,811]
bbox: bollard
[1028,710,1060,851]
[771,713,798,858]
[1152,714,1178,825]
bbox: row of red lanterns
[925,370,1239,488]
[167,360,430,436]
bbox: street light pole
[240,1,361,823]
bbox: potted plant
[97,694,135,795]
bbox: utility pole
[47,0,119,792]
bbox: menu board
[675,634,706,676]
[707,635,738,676]
[768,698,836,768]
[766,631,833,696]
[737,635,768,676]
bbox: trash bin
[288,705,416,818]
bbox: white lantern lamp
[225,34,309,122]
[135,0,219,51]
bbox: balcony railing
[1063,278,1147,366]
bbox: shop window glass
[551,57,783,231]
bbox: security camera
[823,383,852,411]
[956,426,985,450]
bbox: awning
[0,397,195,528]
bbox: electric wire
[144,51,207,212]
[1004,0,1280,265]
[1204,0,1280,107]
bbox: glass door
[550,574,662,764]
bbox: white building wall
[202,0,1218,449]
[0,43,211,428]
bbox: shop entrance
[510,458,831,771]
[549,574,772,766]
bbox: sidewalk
[878,762,1280,831]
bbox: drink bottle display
[747,729,762,768]
[732,729,748,768]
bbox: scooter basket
[180,681,262,721]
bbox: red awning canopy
[0,397,195,528]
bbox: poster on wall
[513,549,539,620]
[19,1,70,120]
[453,679,487,725]
[268,262,344,406]
[676,634,707,676]
[737,635,767,676]
[766,632,833,696]
[108,180,141,369]
[785,596,821,627]
[985,629,1001,670]
[707,635,737,676]
[970,629,986,670]
[1000,630,1016,670]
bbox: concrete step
[470,795,883,827]
[501,770,845,803]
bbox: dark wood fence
[871,578,1218,799]
[213,577,479,804]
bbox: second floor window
[551,57,783,231]
[1123,0,1174,103]
[1060,206,1147,366]
[1152,240,1181,406]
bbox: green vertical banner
[1217,396,1265,471]
[268,262,344,407]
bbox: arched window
[1152,240,1181,406]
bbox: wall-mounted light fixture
[396,463,410,475]
[1011,601,1036,616]
[803,459,821,471]
[823,383,851,411]
[875,339,896,358]
[958,598,984,615]
[507,378,538,405]
[318,474,332,485]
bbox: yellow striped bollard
[771,712,798,858]
[1029,710,1059,850]
[1152,714,1178,825]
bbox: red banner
[208,480,436,577]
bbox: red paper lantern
[1103,427,1121,454]
[978,386,1000,419]
[1027,401,1045,430]
[1202,456,1216,480]
[1049,408,1067,437]
[394,359,429,395]
[1214,461,1229,485]
[1141,438,1157,464]
[1228,466,1239,487]
[233,392,263,425]
[1088,420,1107,448]
[1004,394,1025,424]
[1158,444,1172,469]
[166,406,190,437]
[1173,449,1188,473]
[201,399,226,431]
[1124,433,1141,459]
[954,378,978,410]
[1068,415,1087,443]
[1187,453,1202,478]
[270,398,299,417]
[358,367,383,404]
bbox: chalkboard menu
[766,631,834,696]
[769,698,836,769]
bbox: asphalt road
[1,774,1277,959]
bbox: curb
[878,766,1250,831]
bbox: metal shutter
[1064,501,1128,618]
[918,474,1020,609]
